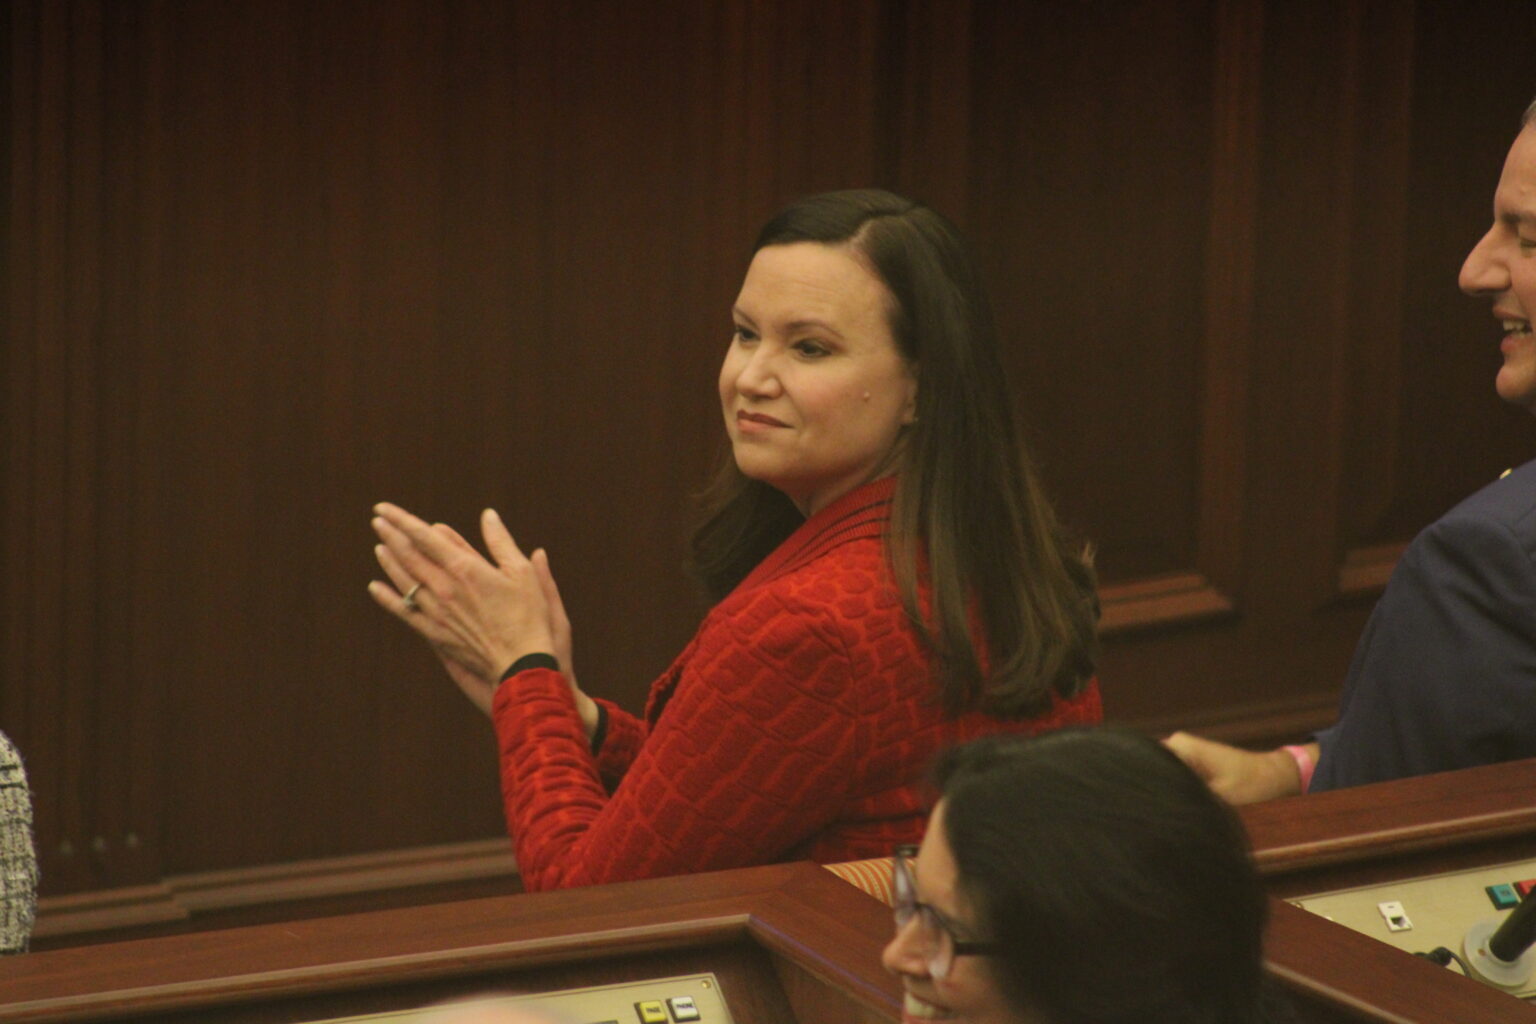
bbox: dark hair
[933,729,1269,1024]
[690,189,1098,716]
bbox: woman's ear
[901,365,919,425]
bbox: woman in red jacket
[369,190,1101,890]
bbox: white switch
[668,996,701,1022]
[1377,900,1412,932]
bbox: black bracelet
[589,702,609,755]
[498,653,603,753]
[499,652,560,683]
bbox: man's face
[1460,125,1536,412]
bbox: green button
[1488,883,1521,910]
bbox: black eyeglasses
[891,844,1002,979]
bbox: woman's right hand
[422,544,598,738]
[426,593,596,738]
[369,505,597,738]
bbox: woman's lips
[902,991,950,1020]
[737,410,789,429]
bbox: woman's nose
[881,915,931,978]
[1460,227,1509,297]
[734,346,782,397]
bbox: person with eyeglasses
[883,729,1282,1024]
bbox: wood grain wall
[6,0,1536,909]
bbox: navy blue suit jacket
[1313,459,1536,790]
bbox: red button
[1514,879,1536,898]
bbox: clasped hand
[1162,731,1304,805]
[368,502,573,717]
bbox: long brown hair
[691,189,1097,717]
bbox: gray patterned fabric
[0,731,37,954]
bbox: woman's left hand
[369,502,556,685]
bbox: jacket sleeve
[1313,507,1536,789]
[591,697,645,791]
[492,590,861,891]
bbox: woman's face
[882,801,1025,1024]
[720,241,917,516]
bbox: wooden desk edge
[0,862,902,1023]
[1244,757,1536,877]
[1265,899,1536,1021]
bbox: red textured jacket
[492,476,1102,891]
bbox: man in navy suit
[1168,97,1536,802]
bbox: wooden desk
[5,759,1536,1022]
[0,862,898,1023]
[1244,757,1536,1021]
[1244,756,1536,896]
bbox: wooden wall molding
[33,837,518,943]
[167,838,517,914]
[1336,541,1407,597]
[1098,572,1235,635]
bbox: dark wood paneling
[969,0,1216,584]
[4,0,137,896]
[1382,0,1536,542]
[1096,0,1536,735]
[8,0,895,888]
[7,0,1536,910]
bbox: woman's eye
[732,326,758,344]
[794,340,830,358]
[1520,237,1536,251]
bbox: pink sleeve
[492,595,860,891]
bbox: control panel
[310,973,734,1024]
[1293,856,1536,996]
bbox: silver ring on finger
[402,583,423,612]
